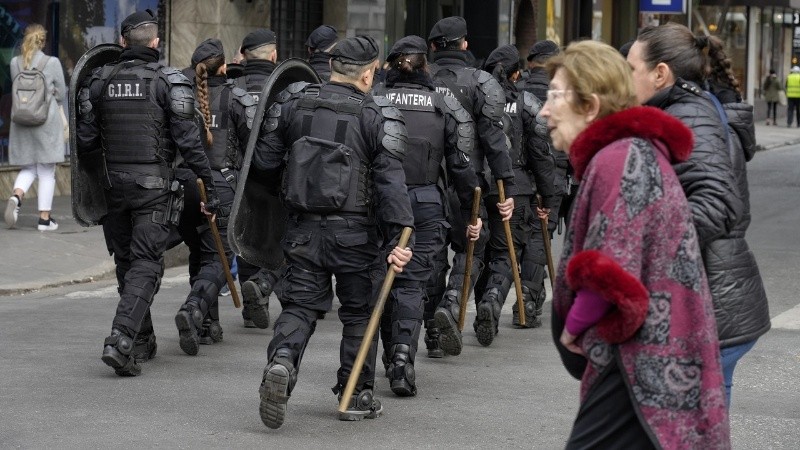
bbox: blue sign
[640,0,686,14]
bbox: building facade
[1,0,797,168]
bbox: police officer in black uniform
[517,40,572,326]
[252,36,414,428]
[306,25,338,81]
[76,10,218,376]
[425,16,515,358]
[472,45,555,346]
[171,39,256,355]
[372,36,481,396]
[232,28,283,329]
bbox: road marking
[65,274,191,299]
[771,303,800,330]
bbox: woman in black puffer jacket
[628,23,770,407]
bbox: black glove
[203,180,220,215]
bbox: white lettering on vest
[386,92,434,107]
[504,102,517,114]
[210,114,219,128]
[106,82,145,99]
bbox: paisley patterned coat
[553,106,730,449]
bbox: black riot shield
[228,58,320,270]
[69,43,123,227]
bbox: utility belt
[106,162,183,226]
[292,212,370,223]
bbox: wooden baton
[497,180,525,326]
[197,178,241,308]
[458,186,482,331]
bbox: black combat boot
[337,388,384,421]
[424,320,444,358]
[241,278,271,329]
[132,332,157,363]
[433,290,463,356]
[512,286,543,329]
[474,288,502,347]
[101,328,141,376]
[199,318,224,345]
[259,348,297,429]
[388,344,416,397]
[175,300,203,356]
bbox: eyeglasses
[546,89,572,102]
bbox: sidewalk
[0,120,797,296]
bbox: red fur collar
[569,106,694,181]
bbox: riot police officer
[372,36,481,396]
[472,45,555,346]
[426,16,515,358]
[306,25,338,81]
[232,28,282,329]
[76,10,218,376]
[517,40,572,327]
[252,36,414,428]
[171,39,256,355]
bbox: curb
[0,243,190,297]
[758,138,800,151]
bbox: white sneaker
[5,197,19,228]
[37,217,58,231]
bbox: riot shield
[228,59,320,270]
[69,43,123,227]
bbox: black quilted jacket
[647,79,771,347]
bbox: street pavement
[0,121,799,447]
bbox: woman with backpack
[5,23,66,231]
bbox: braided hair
[704,35,741,96]
[194,54,225,147]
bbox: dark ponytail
[394,53,427,74]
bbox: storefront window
[1,0,165,165]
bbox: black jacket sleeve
[473,70,515,183]
[522,92,556,208]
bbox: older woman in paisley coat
[541,40,730,449]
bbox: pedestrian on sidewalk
[785,66,800,127]
[5,24,67,231]
[630,22,771,408]
[545,39,729,449]
[763,70,781,125]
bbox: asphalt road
[1,145,798,448]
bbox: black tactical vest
[99,62,174,164]
[282,87,372,214]
[383,87,445,187]
[504,95,526,170]
[236,73,269,103]
[429,64,473,115]
[203,82,241,171]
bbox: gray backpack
[11,56,51,126]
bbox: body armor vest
[236,73,268,103]
[383,86,445,187]
[429,64,473,115]
[99,62,174,164]
[203,82,240,171]
[504,94,526,170]
[283,87,372,214]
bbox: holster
[168,179,185,226]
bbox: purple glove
[565,288,613,336]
